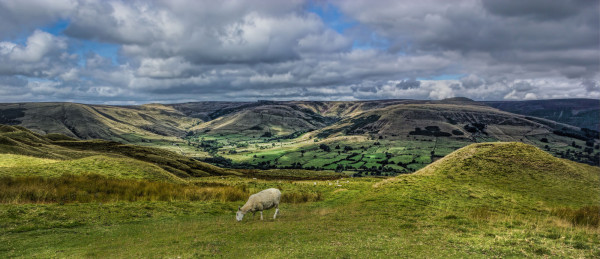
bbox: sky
[0,0,598,104]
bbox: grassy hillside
[311,102,558,140]
[192,103,338,136]
[379,142,599,209]
[1,142,598,257]
[0,102,199,142]
[0,125,236,179]
[0,154,184,183]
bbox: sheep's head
[236,206,244,222]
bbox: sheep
[236,188,281,222]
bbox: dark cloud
[460,74,484,89]
[582,79,600,92]
[0,0,74,37]
[481,0,591,21]
[395,80,420,90]
[512,81,534,92]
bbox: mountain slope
[485,99,600,131]
[311,100,578,141]
[0,103,199,142]
[193,103,338,136]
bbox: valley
[2,99,599,175]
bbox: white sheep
[236,188,281,222]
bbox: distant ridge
[485,98,600,131]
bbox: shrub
[451,129,464,135]
[281,192,322,203]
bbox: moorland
[0,98,598,257]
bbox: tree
[319,144,331,152]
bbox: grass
[552,206,600,228]
[237,169,345,180]
[0,174,324,205]
[0,125,238,179]
[0,154,184,183]
[0,174,247,204]
[0,154,58,167]
[0,142,598,257]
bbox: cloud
[0,30,73,77]
[460,74,484,89]
[395,80,421,90]
[481,0,590,21]
[0,0,598,103]
[333,0,599,86]
[0,0,76,36]
[582,79,600,92]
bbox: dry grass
[281,191,323,203]
[0,174,324,205]
[0,174,248,204]
[552,206,600,228]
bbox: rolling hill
[0,102,200,142]
[0,125,236,180]
[1,99,598,172]
[382,142,599,208]
[310,100,572,141]
[192,102,338,136]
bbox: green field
[171,130,599,178]
[0,142,599,257]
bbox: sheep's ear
[238,206,241,211]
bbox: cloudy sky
[0,0,598,104]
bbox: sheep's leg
[260,211,263,220]
[273,208,279,219]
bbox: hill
[1,99,598,172]
[0,154,184,183]
[485,99,600,131]
[384,142,599,208]
[0,102,199,142]
[0,125,236,180]
[311,101,567,141]
[192,103,338,136]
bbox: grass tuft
[552,206,599,228]
[281,191,323,203]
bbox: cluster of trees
[556,149,599,166]
[409,126,452,137]
[553,127,599,142]
[464,123,487,134]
